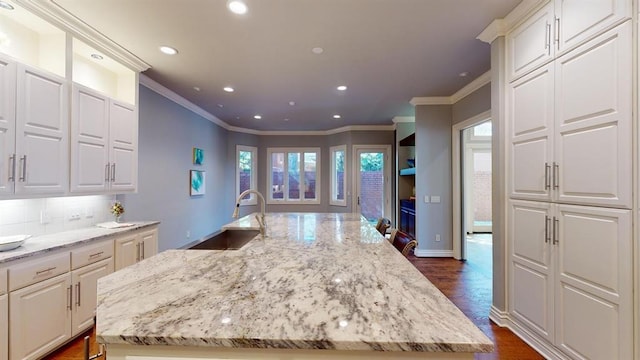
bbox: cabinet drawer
[0,268,6,294]
[9,252,70,291]
[71,239,114,270]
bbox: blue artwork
[190,170,205,196]
[193,147,204,165]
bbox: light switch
[424,195,429,203]
[431,196,441,203]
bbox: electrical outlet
[435,234,441,242]
[40,210,50,225]
[186,231,191,239]
[85,208,94,219]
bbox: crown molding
[139,74,230,130]
[392,116,415,123]
[140,74,394,136]
[410,97,452,106]
[477,0,549,44]
[410,70,491,107]
[14,0,150,72]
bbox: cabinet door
[114,234,138,271]
[14,64,68,195]
[555,0,631,54]
[109,100,137,192]
[0,56,16,196]
[509,63,554,201]
[9,274,72,360]
[139,228,158,260]
[509,200,555,342]
[507,2,554,80]
[554,205,632,360]
[554,22,631,208]
[0,294,7,360]
[71,257,113,336]
[70,84,109,193]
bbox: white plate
[0,235,31,252]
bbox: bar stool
[389,228,417,256]
[374,218,391,236]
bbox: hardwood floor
[48,250,543,360]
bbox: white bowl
[0,234,31,252]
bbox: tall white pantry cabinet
[499,1,636,359]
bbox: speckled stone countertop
[96,213,493,353]
[0,221,159,264]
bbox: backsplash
[0,195,116,237]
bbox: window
[236,145,257,205]
[267,148,320,204]
[330,145,347,206]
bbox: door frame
[352,145,392,222]
[452,110,491,260]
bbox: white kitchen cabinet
[9,273,72,360]
[71,84,137,194]
[509,200,633,359]
[71,257,113,336]
[0,56,16,196]
[14,63,68,195]
[507,0,631,80]
[114,226,158,271]
[0,294,7,360]
[509,22,631,208]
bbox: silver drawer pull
[35,266,56,275]
[89,251,104,259]
[19,155,26,182]
[8,154,15,181]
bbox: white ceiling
[53,0,521,131]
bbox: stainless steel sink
[189,229,260,250]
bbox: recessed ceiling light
[227,0,248,14]
[254,115,262,120]
[333,115,341,119]
[159,46,178,55]
[459,71,469,77]
[312,47,324,54]
[0,1,14,10]
[284,118,290,121]
[90,53,104,60]
[193,86,201,91]
[217,104,224,108]
[337,85,347,91]
[223,86,235,93]
[289,101,295,106]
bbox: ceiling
[53,0,521,131]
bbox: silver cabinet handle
[544,163,551,190]
[553,162,559,189]
[105,163,110,182]
[8,154,15,181]
[544,216,550,243]
[19,155,26,182]
[136,243,140,262]
[554,17,560,49]
[67,285,72,310]
[89,251,104,259]
[553,217,559,245]
[36,266,57,275]
[545,22,551,54]
[75,282,81,307]
[111,163,116,182]
[141,241,145,260]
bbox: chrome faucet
[233,189,266,235]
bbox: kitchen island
[96,213,493,359]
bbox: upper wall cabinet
[70,84,137,194]
[0,55,68,197]
[507,0,630,81]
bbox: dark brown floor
[48,247,543,360]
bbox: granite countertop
[96,213,493,353]
[0,221,159,264]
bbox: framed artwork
[193,147,204,165]
[190,170,205,196]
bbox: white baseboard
[414,249,454,257]
[489,306,509,327]
[501,314,569,360]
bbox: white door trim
[352,145,392,221]
[452,110,491,260]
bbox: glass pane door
[354,146,390,224]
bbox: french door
[352,145,391,224]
